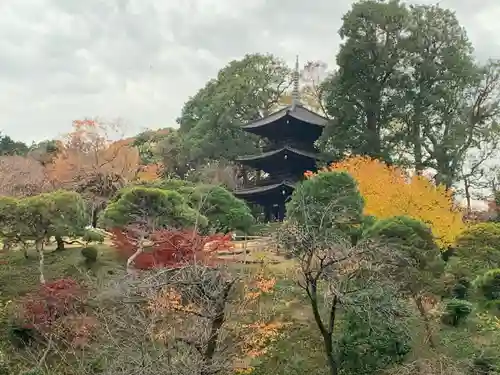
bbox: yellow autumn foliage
[322,156,465,248]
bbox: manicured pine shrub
[441,299,473,326]
[81,246,99,263]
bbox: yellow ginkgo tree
[307,155,465,248]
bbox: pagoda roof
[241,104,328,142]
[233,181,295,202]
[235,146,320,175]
[244,104,328,129]
[236,146,319,162]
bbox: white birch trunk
[36,239,45,284]
[126,236,144,274]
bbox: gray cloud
[0,0,499,143]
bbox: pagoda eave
[233,181,295,203]
[243,104,328,129]
[242,105,327,141]
[236,146,320,174]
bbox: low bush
[81,246,98,263]
[185,184,255,234]
[82,229,105,245]
[15,278,85,334]
[338,287,412,375]
[441,299,473,326]
[453,223,500,278]
[474,269,500,301]
[7,323,37,348]
[19,369,43,375]
[451,277,471,300]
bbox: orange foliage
[241,321,284,358]
[148,287,201,317]
[136,163,163,182]
[146,286,202,344]
[146,264,281,373]
[48,119,141,189]
[308,155,465,248]
[235,271,284,372]
[243,272,276,302]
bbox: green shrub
[286,171,364,237]
[183,184,254,234]
[81,246,98,263]
[82,229,105,245]
[102,186,207,230]
[474,269,500,308]
[441,299,473,326]
[112,181,254,234]
[7,323,37,348]
[451,277,471,300]
[0,349,7,375]
[338,286,412,375]
[363,216,444,295]
[364,215,437,250]
[453,223,500,278]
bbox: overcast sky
[1,0,499,144]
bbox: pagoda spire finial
[291,55,300,110]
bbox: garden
[1,154,500,375]
[2,0,500,373]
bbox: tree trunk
[323,333,338,375]
[413,122,424,173]
[308,280,338,375]
[414,295,436,348]
[202,308,225,375]
[55,236,65,251]
[126,237,144,273]
[434,159,455,189]
[365,108,381,158]
[36,239,45,284]
[92,206,99,228]
[464,176,471,213]
[201,282,233,375]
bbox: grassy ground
[0,244,122,298]
[1,243,499,375]
[0,244,125,374]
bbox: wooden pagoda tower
[234,57,328,221]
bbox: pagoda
[234,57,328,221]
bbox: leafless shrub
[83,263,243,375]
[0,155,52,197]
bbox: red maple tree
[109,228,233,269]
[17,278,86,330]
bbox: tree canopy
[320,0,500,188]
[101,186,204,232]
[176,53,291,166]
